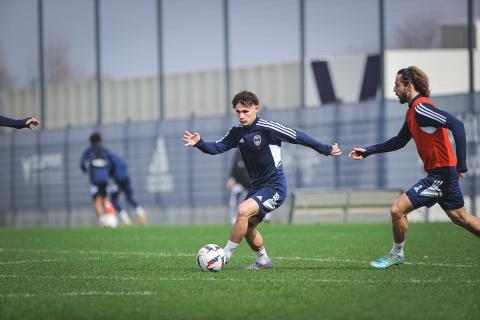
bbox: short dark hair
[232,90,259,108]
[89,132,102,145]
[397,66,430,97]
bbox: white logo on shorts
[89,185,99,196]
[420,180,443,198]
[262,192,280,210]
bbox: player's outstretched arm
[348,147,367,160]
[0,115,40,129]
[183,131,201,147]
[330,143,342,156]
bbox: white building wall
[328,54,367,104]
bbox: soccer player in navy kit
[80,132,114,224]
[109,153,146,226]
[0,115,39,129]
[349,66,480,269]
[184,91,342,269]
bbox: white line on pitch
[0,247,193,257]
[0,247,475,268]
[0,291,158,299]
[0,274,478,285]
[0,257,101,265]
[273,256,475,268]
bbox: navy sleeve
[195,127,239,155]
[292,130,332,155]
[259,119,332,155]
[362,121,411,157]
[415,102,467,173]
[0,115,28,129]
[80,150,89,173]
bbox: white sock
[224,240,238,261]
[255,247,270,265]
[390,241,405,256]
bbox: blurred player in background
[109,152,146,226]
[226,150,251,224]
[0,115,40,129]
[80,132,115,226]
[349,66,480,269]
[184,90,341,269]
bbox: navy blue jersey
[195,117,332,189]
[80,146,113,185]
[110,153,129,182]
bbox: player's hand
[349,147,366,160]
[330,143,342,156]
[458,172,467,178]
[183,131,201,146]
[226,177,236,190]
[25,117,40,129]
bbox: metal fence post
[64,125,72,227]
[10,131,17,227]
[188,115,195,224]
[156,0,165,121]
[36,129,43,226]
[223,0,231,116]
[467,0,477,216]
[377,0,386,189]
[299,0,305,110]
[94,0,103,125]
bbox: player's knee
[236,206,250,221]
[390,203,404,220]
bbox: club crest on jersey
[253,135,261,147]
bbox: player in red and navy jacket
[184,90,342,269]
[0,115,39,129]
[349,66,480,269]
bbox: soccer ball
[99,213,118,229]
[196,244,225,272]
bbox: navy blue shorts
[405,173,464,211]
[247,185,287,221]
[110,179,133,196]
[90,183,107,199]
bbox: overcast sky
[0,0,478,87]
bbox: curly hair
[397,66,430,98]
[231,90,259,108]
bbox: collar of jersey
[243,116,259,130]
[408,94,422,108]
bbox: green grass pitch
[0,223,479,320]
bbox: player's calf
[446,208,480,237]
